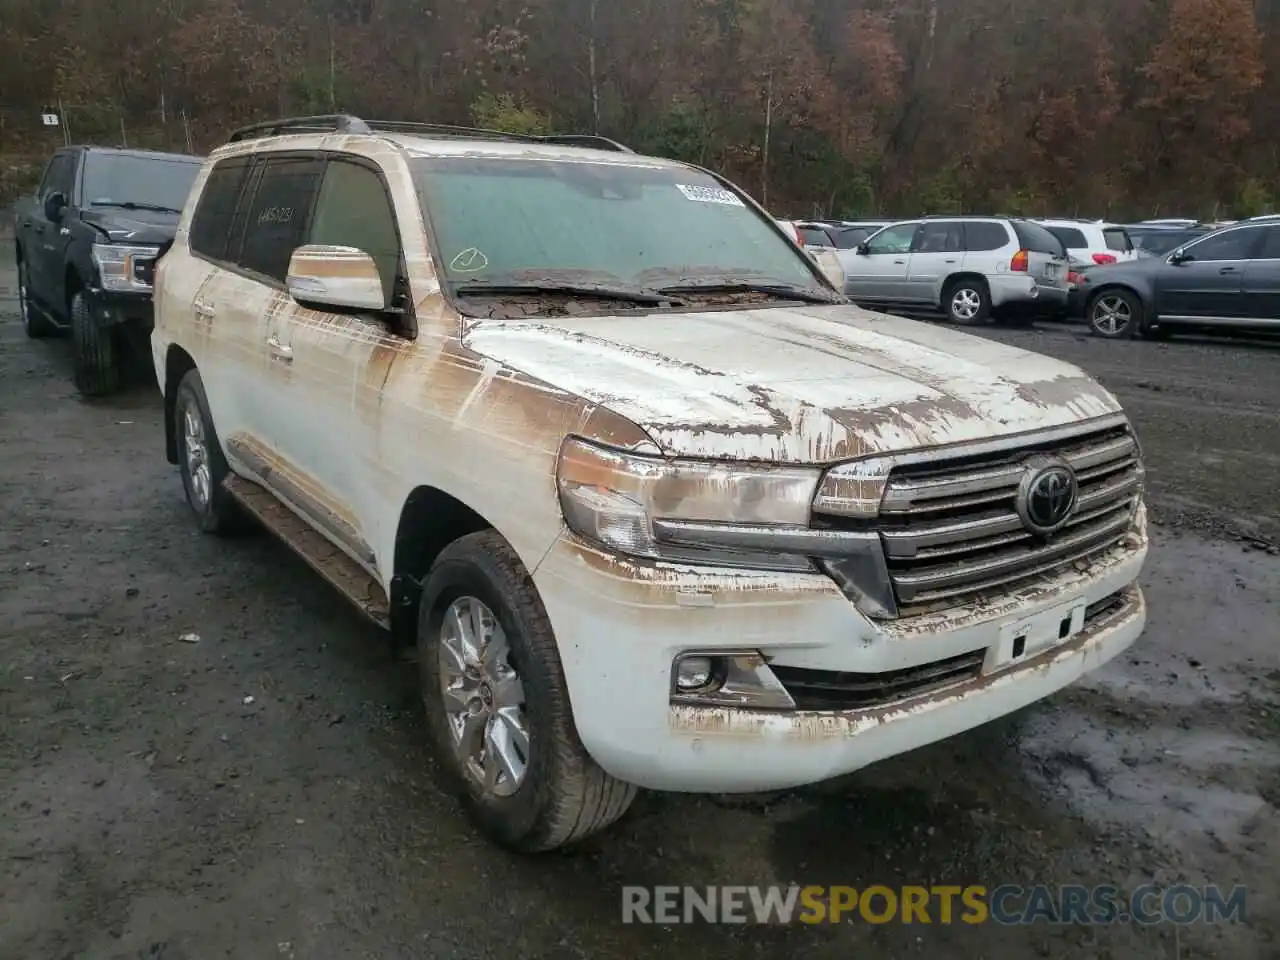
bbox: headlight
[92,243,159,292]
[556,437,821,572]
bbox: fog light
[674,655,718,692]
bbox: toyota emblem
[1016,457,1079,535]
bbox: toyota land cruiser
[152,115,1149,852]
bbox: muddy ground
[1,257,1277,960]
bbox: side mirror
[810,248,846,291]
[1168,248,1190,265]
[855,242,870,256]
[43,191,66,222]
[286,244,386,312]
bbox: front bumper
[532,508,1148,793]
[87,288,154,331]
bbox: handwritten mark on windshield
[450,248,490,273]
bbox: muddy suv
[152,114,1150,852]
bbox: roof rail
[227,114,371,143]
[224,114,633,152]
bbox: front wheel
[1088,289,1142,339]
[70,292,119,395]
[945,279,991,325]
[419,530,637,852]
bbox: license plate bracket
[995,600,1086,668]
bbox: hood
[80,207,180,245]
[464,304,1123,463]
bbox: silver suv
[843,217,1069,324]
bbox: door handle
[267,334,294,362]
[894,259,906,265]
[944,259,957,264]
[1218,266,1238,274]
[193,299,216,320]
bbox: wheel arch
[164,345,198,464]
[939,271,990,303]
[390,486,497,645]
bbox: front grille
[819,423,1141,617]
[771,649,985,710]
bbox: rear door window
[1103,228,1132,252]
[961,221,1009,252]
[1045,226,1087,249]
[1013,221,1066,256]
[189,157,254,262]
[912,221,964,253]
[237,154,325,283]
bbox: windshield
[82,153,201,212]
[410,156,822,294]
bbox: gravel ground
[2,264,1278,960]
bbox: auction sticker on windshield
[676,184,744,206]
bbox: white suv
[152,115,1149,852]
[843,217,1070,324]
[1037,218,1138,266]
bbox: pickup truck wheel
[70,292,119,395]
[18,259,56,338]
[944,279,991,325]
[1088,290,1140,339]
[174,369,243,535]
[418,530,637,852]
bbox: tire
[174,368,243,535]
[418,530,637,852]
[944,278,991,325]
[1088,289,1142,339]
[17,257,56,338]
[70,291,119,395]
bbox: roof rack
[225,114,633,152]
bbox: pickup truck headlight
[556,437,821,572]
[91,243,159,293]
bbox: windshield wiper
[453,280,676,306]
[655,278,840,304]
[90,200,183,214]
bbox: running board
[223,474,390,628]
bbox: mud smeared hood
[464,305,1123,463]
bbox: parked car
[1036,218,1137,265]
[843,216,1069,325]
[154,113,1148,852]
[12,146,203,395]
[774,219,846,288]
[1077,217,1280,338]
[1125,224,1210,259]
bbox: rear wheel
[1088,289,1141,339]
[175,369,244,535]
[945,279,991,325]
[70,291,119,395]
[18,258,56,338]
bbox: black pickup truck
[13,146,202,395]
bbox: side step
[224,475,391,628]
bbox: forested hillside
[1,0,1275,218]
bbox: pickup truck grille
[816,422,1142,618]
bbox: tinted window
[865,223,918,255]
[1046,226,1088,248]
[1132,229,1200,255]
[912,221,963,253]
[1012,221,1065,255]
[189,158,253,261]
[833,227,872,248]
[1255,226,1280,260]
[1184,227,1259,262]
[39,153,76,200]
[962,221,1009,252]
[1103,228,1132,252]
[82,153,201,213]
[238,155,324,282]
[411,157,820,291]
[309,159,403,304]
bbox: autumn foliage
[0,0,1274,218]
